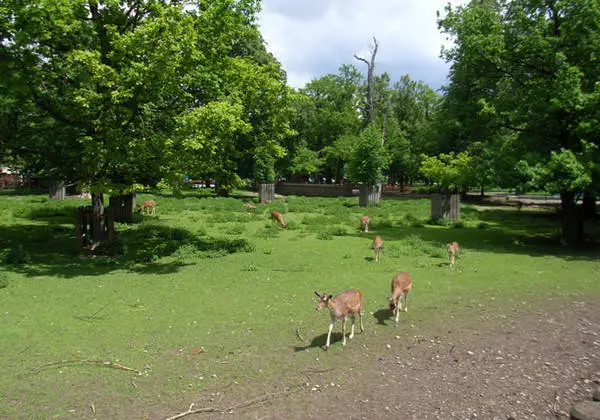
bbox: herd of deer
[139,198,460,349]
[266,207,462,349]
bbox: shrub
[225,223,246,235]
[453,221,466,228]
[0,272,8,289]
[317,231,333,240]
[4,245,31,265]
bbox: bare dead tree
[354,37,378,126]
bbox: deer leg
[341,317,347,346]
[359,310,364,332]
[326,320,334,348]
[404,294,408,312]
[349,315,355,339]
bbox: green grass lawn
[0,190,598,418]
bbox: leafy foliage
[344,125,388,185]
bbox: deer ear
[314,291,321,298]
[328,294,333,300]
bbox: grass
[0,190,598,418]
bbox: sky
[257,0,468,92]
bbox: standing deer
[138,200,156,215]
[271,211,286,228]
[373,235,383,263]
[315,289,364,348]
[446,241,460,266]
[361,215,370,233]
[388,272,412,323]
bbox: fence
[275,182,354,197]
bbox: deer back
[391,271,412,296]
[140,200,156,209]
[330,289,363,316]
[373,235,383,249]
[447,241,460,254]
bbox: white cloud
[258,0,468,90]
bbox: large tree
[1,0,290,239]
[439,0,600,245]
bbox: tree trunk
[582,191,597,219]
[359,184,380,207]
[90,193,106,243]
[49,180,65,200]
[560,191,584,246]
[109,193,136,223]
[258,182,275,203]
[431,193,461,220]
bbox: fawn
[271,211,286,228]
[373,235,383,263]
[138,200,156,215]
[388,272,412,323]
[446,241,460,266]
[361,215,370,233]
[245,202,256,212]
[315,289,364,348]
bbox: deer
[446,241,460,266]
[388,271,412,323]
[361,215,370,233]
[271,211,286,228]
[138,200,156,215]
[315,289,364,348]
[245,202,256,212]
[373,235,383,263]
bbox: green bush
[0,272,8,289]
[4,245,31,265]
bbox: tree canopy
[0,0,291,194]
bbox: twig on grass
[165,386,302,420]
[35,360,142,375]
[296,328,305,342]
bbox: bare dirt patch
[166,298,600,420]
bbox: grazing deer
[361,215,370,233]
[245,202,256,212]
[373,235,383,263]
[315,289,364,348]
[388,272,412,323]
[446,241,460,266]
[271,211,286,228]
[138,200,156,215]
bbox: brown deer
[315,289,364,348]
[373,235,383,263]
[138,200,156,215]
[361,215,370,233]
[245,202,256,212]
[271,211,286,228]
[446,241,460,266]
[388,272,412,323]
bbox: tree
[353,37,388,206]
[1,0,287,242]
[345,125,389,206]
[284,65,362,183]
[439,0,600,245]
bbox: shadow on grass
[294,333,344,351]
[0,221,253,278]
[346,206,598,262]
[373,309,393,325]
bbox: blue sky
[257,0,468,91]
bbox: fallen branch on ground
[35,360,142,375]
[296,328,304,341]
[166,386,303,420]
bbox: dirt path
[177,298,599,420]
